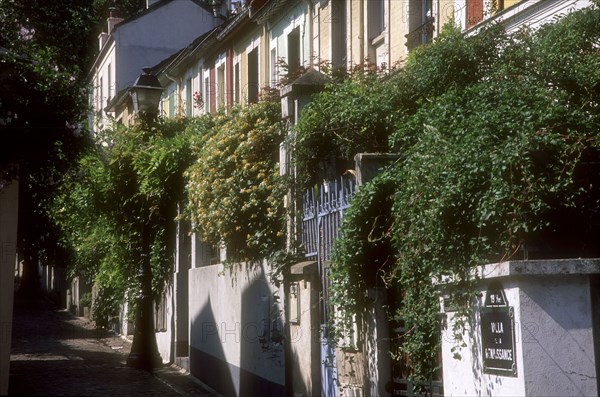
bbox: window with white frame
[204,74,210,113]
[217,65,225,108]
[216,52,226,109]
[406,0,434,51]
[287,27,300,76]
[234,60,240,104]
[367,0,386,40]
[331,0,347,70]
[94,77,100,112]
[168,88,175,118]
[107,63,112,104]
[246,35,261,103]
[270,47,278,87]
[247,47,259,103]
[99,76,104,113]
[185,77,193,116]
[194,67,203,114]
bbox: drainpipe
[347,0,352,69]
[165,73,179,116]
[303,0,314,67]
[360,0,365,65]
[283,268,293,397]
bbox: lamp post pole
[126,203,162,371]
[126,72,164,371]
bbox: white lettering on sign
[485,348,513,361]
[491,322,504,334]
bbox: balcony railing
[405,17,435,51]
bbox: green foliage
[0,0,144,295]
[292,23,508,189]
[309,8,600,381]
[329,171,397,337]
[292,68,396,188]
[186,90,286,261]
[0,0,144,173]
[79,292,93,309]
[51,91,287,324]
[49,117,193,324]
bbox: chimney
[98,10,124,51]
[98,32,109,51]
[107,10,124,34]
[146,0,161,8]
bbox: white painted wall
[520,276,596,396]
[441,260,599,396]
[189,261,285,396]
[92,42,116,129]
[114,1,217,91]
[155,284,173,364]
[465,0,594,35]
[497,0,593,34]
[441,280,526,396]
[269,1,309,72]
[0,181,19,395]
[90,0,219,129]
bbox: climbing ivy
[316,7,600,381]
[49,117,194,326]
[185,89,286,262]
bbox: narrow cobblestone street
[8,293,219,396]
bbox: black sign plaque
[480,283,517,376]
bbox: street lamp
[130,72,163,115]
[126,71,163,371]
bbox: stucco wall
[268,0,309,72]
[113,1,217,91]
[441,260,599,396]
[288,273,320,397]
[464,0,593,34]
[189,261,285,396]
[520,276,596,396]
[441,280,526,396]
[155,283,173,364]
[0,181,19,395]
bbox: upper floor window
[185,77,193,116]
[107,63,112,104]
[287,27,300,76]
[467,0,484,29]
[168,89,175,118]
[204,75,211,113]
[406,0,434,51]
[217,64,225,109]
[368,0,386,40]
[247,47,259,103]
[215,52,226,109]
[234,61,240,104]
[270,48,278,87]
[331,0,347,71]
[99,76,104,112]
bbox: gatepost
[440,259,599,396]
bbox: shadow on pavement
[8,292,190,396]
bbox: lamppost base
[126,351,163,372]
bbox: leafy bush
[185,90,286,262]
[318,8,600,381]
[49,117,193,325]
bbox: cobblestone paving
[9,294,219,396]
